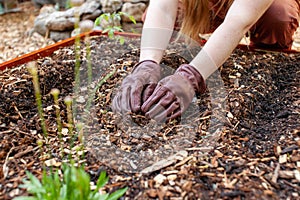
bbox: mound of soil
[0,35,299,199]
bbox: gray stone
[49,30,72,41]
[79,0,102,20]
[32,0,102,35]
[31,0,148,39]
[46,13,76,31]
[30,6,56,36]
[122,0,148,3]
[45,8,76,31]
[100,0,122,13]
[32,0,56,8]
[121,2,146,22]
[39,4,56,14]
[79,0,101,16]
[81,9,102,20]
[32,0,67,10]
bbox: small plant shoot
[94,12,136,44]
[14,165,128,200]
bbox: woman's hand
[112,60,161,114]
[141,64,206,122]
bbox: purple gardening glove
[141,64,206,122]
[112,60,161,114]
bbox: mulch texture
[0,34,299,200]
[0,1,300,200]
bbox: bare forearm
[190,0,274,79]
[140,0,178,63]
[190,21,246,79]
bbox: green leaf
[41,171,61,199]
[128,16,136,24]
[113,26,123,32]
[118,12,136,24]
[108,29,115,39]
[59,183,67,199]
[119,37,125,45]
[13,196,39,200]
[75,167,91,199]
[89,193,109,200]
[13,197,38,200]
[107,187,128,200]
[95,171,109,190]
[26,171,43,188]
[103,14,110,22]
[102,27,111,34]
[94,17,101,26]
[19,172,45,196]
[98,193,110,200]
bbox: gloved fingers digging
[141,64,206,122]
[111,60,161,114]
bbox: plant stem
[27,62,48,139]
[50,88,64,158]
[73,7,81,119]
[93,68,117,97]
[64,96,74,162]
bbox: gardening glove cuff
[175,64,207,94]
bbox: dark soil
[0,35,299,200]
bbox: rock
[32,0,56,8]
[32,7,74,35]
[79,19,94,32]
[31,6,56,36]
[31,0,147,39]
[33,0,102,35]
[121,2,146,22]
[79,0,101,17]
[49,30,72,41]
[46,11,76,31]
[32,0,68,10]
[81,9,102,20]
[122,0,149,3]
[39,4,56,14]
[100,0,122,13]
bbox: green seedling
[94,12,136,44]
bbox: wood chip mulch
[0,2,300,200]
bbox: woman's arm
[190,0,274,79]
[139,0,178,63]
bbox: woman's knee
[250,0,299,49]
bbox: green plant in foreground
[14,164,127,200]
[94,12,136,44]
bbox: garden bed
[0,34,299,199]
